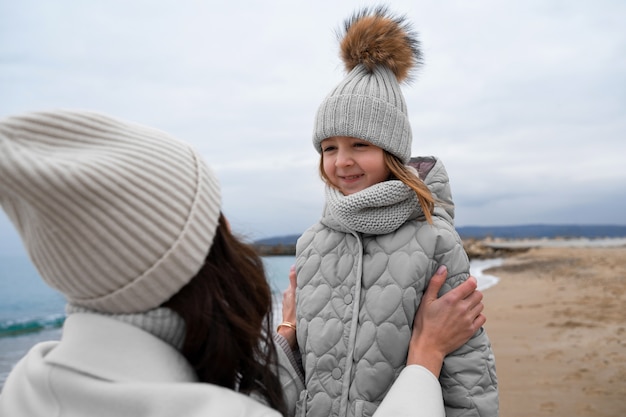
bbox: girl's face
[321,136,390,195]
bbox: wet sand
[482,245,626,416]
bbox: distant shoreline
[463,236,626,259]
[480,237,626,249]
[257,236,626,259]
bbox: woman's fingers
[423,265,447,301]
[288,264,296,286]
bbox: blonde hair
[318,151,435,224]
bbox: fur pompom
[339,6,421,83]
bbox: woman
[0,110,484,417]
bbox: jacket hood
[408,156,455,224]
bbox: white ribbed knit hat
[0,110,221,314]
[313,7,422,164]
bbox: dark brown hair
[163,214,286,415]
[318,150,435,223]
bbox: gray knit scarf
[66,305,186,349]
[324,180,421,235]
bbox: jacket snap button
[332,368,342,379]
[343,294,353,304]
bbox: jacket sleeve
[373,365,445,417]
[274,334,305,417]
[440,328,499,417]
[433,222,500,417]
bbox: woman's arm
[277,264,485,378]
[277,265,298,349]
[276,264,485,417]
[273,265,303,416]
[407,265,485,377]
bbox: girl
[290,7,499,417]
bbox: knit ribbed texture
[66,305,186,349]
[313,65,412,163]
[0,110,221,314]
[324,180,420,235]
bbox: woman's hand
[277,265,298,349]
[407,266,486,377]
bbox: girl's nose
[335,148,353,167]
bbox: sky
[1,0,625,254]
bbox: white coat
[0,314,281,417]
[1,313,447,417]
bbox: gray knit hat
[0,110,221,314]
[313,7,422,164]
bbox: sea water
[0,254,500,389]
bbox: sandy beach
[482,244,626,416]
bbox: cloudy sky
[1,0,625,254]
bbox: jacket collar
[44,313,197,383]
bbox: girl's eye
[322,145,336,152]
[354,142,368,148]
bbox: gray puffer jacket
[294,156,498,417]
